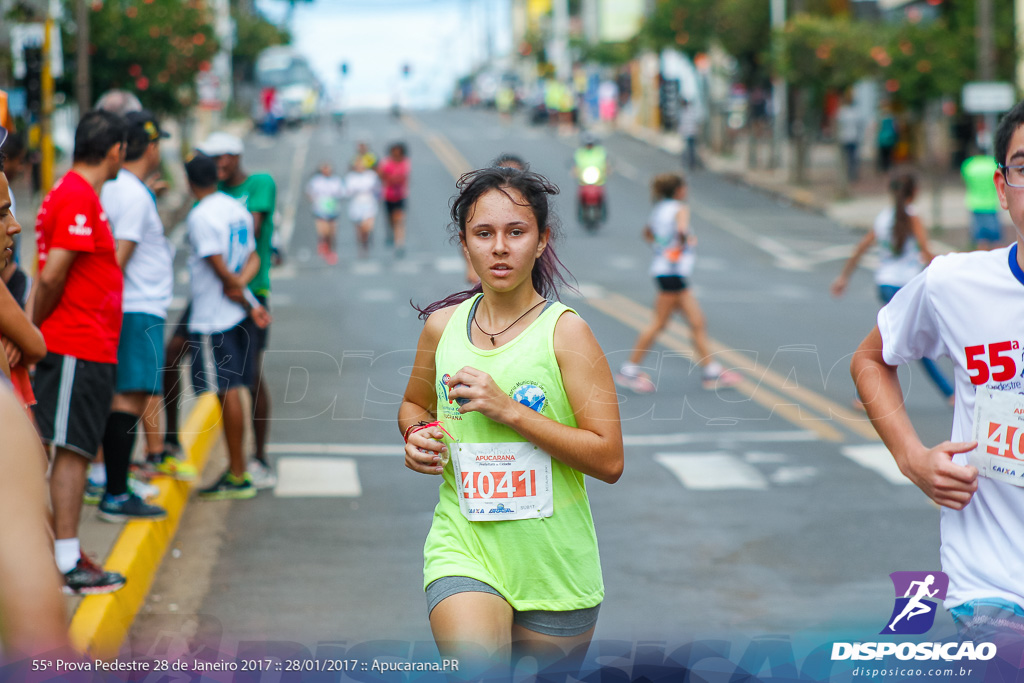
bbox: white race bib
[451,442,554,521]
[970,388,1024,486]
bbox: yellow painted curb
[68,393,223,658]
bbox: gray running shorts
[426,576,600,637]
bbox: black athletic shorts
[187,323,256,394]
[33,353,116,458]
[385,198,406,216]
[655,275,688,292]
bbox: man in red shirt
[32,110,127,595]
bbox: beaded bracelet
[403,420,455,444]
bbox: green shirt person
[961,153,1002,248]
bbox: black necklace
[473,299,547,345]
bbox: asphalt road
[127,108,960,667]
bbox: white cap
[197,132,244,156]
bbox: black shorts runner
[655,275,688,292]
[33,353,116,458]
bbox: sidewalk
[622,123,1011,253]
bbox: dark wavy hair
[414,166,577,320]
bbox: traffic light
[402,63,411,77]
[22,46,43,115]
[340,62,348,75]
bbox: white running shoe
[247,459,278,490]
[128,475,161,501]
[615,369,656,394]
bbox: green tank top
[423,294,604,611]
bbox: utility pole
[75,0,90,109]
[978,0,996,151]
[551,0,570,80]
[770,0,786,169]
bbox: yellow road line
[603,293,879,441]
[587,295,844,443]
[414,122,870,443]
[68,393,223,659]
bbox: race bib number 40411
[971,388,1024,486]
[452,442,554,522]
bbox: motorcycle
[577,165,607,232]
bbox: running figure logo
[881,571,948,635]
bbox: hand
[404,426,448,475]
[2,339,20,368]
[899,441,979,510]
[447,367,513,424]
[830,276,848,297]
[249,305,272,329]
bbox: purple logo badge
[881,571,949,635]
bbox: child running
[343,155,381,258]
[399,166,622,674]
[852,99,1024,643]
[305,162,344,264]
[832,169,954,406]
[616,172,740,392]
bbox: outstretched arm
[831,231,876,297]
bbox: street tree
[68,0,218,115]
[773,13,877,186]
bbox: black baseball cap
[125,110,170,147]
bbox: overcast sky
[256,0,513,109]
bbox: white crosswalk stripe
[654,452,770,490]
[840,444,910,485]
[274,457,362,497]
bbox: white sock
[703,362,724,378]
[55,538,81,574]
[88,462,106,485]
[620,363,640,377]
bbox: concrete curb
[67,393,223,659]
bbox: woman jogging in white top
[343,156,381,258]
[831,169,954,405]
[305,162,344,265]
[617,173,741,392]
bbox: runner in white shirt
[852,99,1024,643]
[832,170,954,405]
[343,156,380,258]
[616,173,740,393]
[305,162,344,265]
[95,111,173,522]
[183,153,269,501]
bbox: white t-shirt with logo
[101,169,174,318]
[186,192,254,334]
[306,173,344,218]
[878,244,1024,609]
[648,198,695,278]
[873,203,924,288]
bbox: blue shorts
[950,598,1024,641]
[425,576,600,637]
[116,312,166,395]
[972,211,1002,244]
[186,323,255,394]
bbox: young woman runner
[398,166,623,673]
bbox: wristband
[403,420,455,444]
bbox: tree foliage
[69,0,219,114]
[773,14,878,95]
[874,18,969,113]
[638,0,718,56]
[232,4,290,81]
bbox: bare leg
[142,394,164,456]
[677,290,712,365]
[251,351,270,465]
[430,592,512,675]
[162,334,188,448]
[512,623,595,675]
[392,208,407,250]
[627,292,676,367]
[50,447,88,540]
[220,388,246,477]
